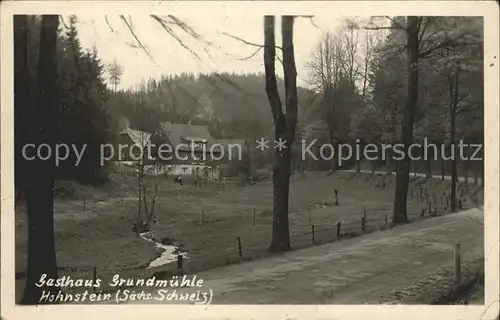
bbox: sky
[74,15,350,90]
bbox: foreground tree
[16,15,60,304]
[14,14,214,304]
[392,16,419,224]
[365,16,482,223]
[264,16,298,252]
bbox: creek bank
[139,231,189,269]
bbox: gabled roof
[119,127,152,148]
[156,122,218,151]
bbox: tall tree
[447,50,460,212]
[392,16,419,224]
[16,15,60,304]
[14,16,31,205]
[365,16,482,223]
[264,16,298,252]
[55,16,111,184]
[108,58,124,92]
[307,23,366,172]
[370,25,406,174]
[307,32,343,172]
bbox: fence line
[17,202,449,296]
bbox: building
[152,122,223,180]
[115,127,152,164]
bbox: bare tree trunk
[441,156,445,180]
[450,147,458,212]
[392,16,419,224]
[474,162,479,185]
[14,15,30,204]
[264,15,297,252]
[270,143,292,251]
[464,160,469,184]
[142,182,149,221]
[449,60,461,213]
[18,15,60,304]
[328,129,337,173]
[385,153,392,175]
[145,170,165,227]
[426,147,432,178]
[137,161,143,223]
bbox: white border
[1,2,499,319]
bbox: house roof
[156,122,218,152]
[119,127,152,148]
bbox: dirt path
[345,169,479,184]
[124,209,484,305]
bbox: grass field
[14,168,483,300]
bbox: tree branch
[385,16,406,31]
[419,33,480,58]
[239,46,262,61]
[417,17,431,49]
[104,15,114,32]
[164,15,212,46]
[223,32,283,51]
[151,15,203,62]
[119,15,158,67]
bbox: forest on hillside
[103,16,484,179]
[16,15,484,184]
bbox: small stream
[139,231,189,269]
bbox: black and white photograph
[1,1,499,319]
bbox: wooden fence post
[311,225,315,244]
[363,206,367,220]
[336,222,341,238]
[253,208,256,226]
[361,217,365,232]
[237,237,243,260]
[454,244,461,285]
[334,190,339,205]
[177,254,183,270]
